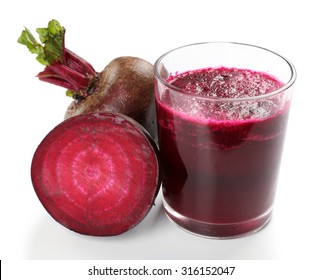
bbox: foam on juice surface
[168,67,283,99]
[164,67,285,122]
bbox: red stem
[37,76,75,90]
[37,48,98,98]
[65,49,96,76]
[38,63,88,89]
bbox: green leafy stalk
[18,19,65,66]
[18,19,98,100]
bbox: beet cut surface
[31,112,160,236]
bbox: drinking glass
[154,42,296,238]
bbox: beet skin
[65,56,157,141]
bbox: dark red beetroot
[18,20,157,140]
[31,112,161,236]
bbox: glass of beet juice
[154,42,296,238]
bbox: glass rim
[154,41,297,102]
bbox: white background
[1,0,320,269]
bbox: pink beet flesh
[31,112,160,236]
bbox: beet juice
[155,67,291,238]
[154,42,296,238]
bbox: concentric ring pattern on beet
[31,112,160,236]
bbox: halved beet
[31,112,161,236]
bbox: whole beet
[18,20,157,140]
